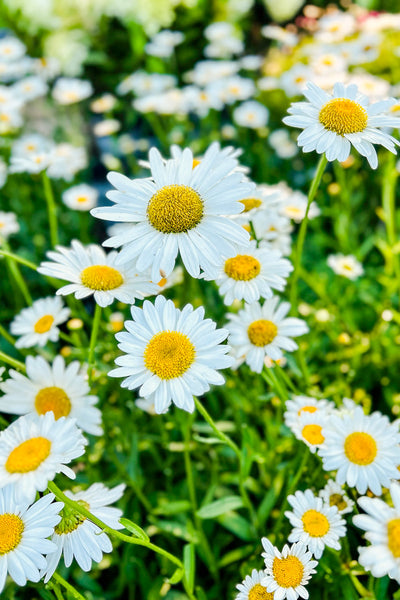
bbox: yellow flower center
[248,583,274,600]
[241,198,262,212]
[302,509,330,537]
[77,196,88,203]
[247,320,278,347]
[319,98,368,136]
[158,277,167,287]
[298,405,317,415]
[192,159,201,168]
[387,518,400,558]
[144,331,195,379]
[344,432,377,465]
[302,424,325,446]
[81,265,124,291]
[35,386,72,420]
[147,185,204,234]
[272,555,304,588]
[0,514,24,554]
[224,255,261,281]
[34,314,55,334]
[5,437,51,473]
[55,500,89,535]
[329,493,347,512]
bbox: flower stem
[42,171,59,247]
[290,154,328,310]
[51,572,86,600]
[2,241,32,304]
[381,154,400,291]
[88,304,102,385]
[0,249,38,270]
[0,350,26,371]
[0,322,16,347]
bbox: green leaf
[168,568,184,585]
[196,496,244,519]
[153,500,191,516]
[217,512,255,541]
[119,518,149,541]
[183,543,196,593]
[218,544,254,567]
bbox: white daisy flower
[252,213,293,256]
[52,77,93,104]
[285,489,346,559]
[38,240,158,308]
[9,152,51,174]
[0,485,63,593]
[91,144,253,281]
[0,412,87,504]
[290,411,328,454]
[279,192,320,223]
[353,481,400,583]
[109,295,233,414]
[0,37,26,62]
[226,297,309,373]
[90,93,117,113]
[203,240,293,305]
[283,82,400,169]
[10,296,70,349]
[284,395,334,429]
[261,537,318,600]
[0,211,19,240]
[327,254,364,280]
[155,265,184,293]
[319,479,355,516]
[235,569,270,600]
[12,75,48,102]
[93,119,121,137]
[62,183,98,211]
[43,482,125,582]
[0,355,102,435]
[318,406,400,495]
[47,143,88,181]
[233,100,269,129]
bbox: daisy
[327,254,363,280]
[91,145,253,280]
[0,355,102,435]
[233,101,269,129]
[47,143,88,181]
[0,211,19,240]
[318,406,400,495]
[90,93,117,113]
[0,412,87,504]
[38,240,158,308]
[279,192,320,223]
[203,241,293,305]
[252,213,293,256]
[226,297,309,373]
[283,82,400,168]
[12,75,48,102]
[285,489,346,559]
[235,569,272,600]
[43,482,125,582]
[10,296,70,349]
[0,485,63,593]
[353,481,400,583]
[109,294,233,414]
[62,184,98,212]
[261,537,317,600]
[93,119,121,137]
[52,77,93,104]
[319,479,355,516]
[284,395,334,429]
[290,411,328,454]
[0,37,26,62]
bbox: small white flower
[12,75,48,102]
[233,100,269,129]
[0,355,102,435]
[0,412,87,504]
[38,240,158,308]
[62,184,98,211]
[290,411,328,454]
[319,479,355,515]
[90,93,117,113]
[327,254,363,280]
[0,211,19,240]
[226,297,309,373]
[285,489,347,558]
[0,37,26,62]
[235,569,270,600]
[10,296,70,348]
[93,119,121,137]
[284,395,334,429]
[47,143,88,181]
[52,77,93,104]
[261,537,318,600]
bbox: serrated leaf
[196,496,243,519]
[119,518,149,541]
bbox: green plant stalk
[382,154,400,283]
[52,572,85,600]
[42,170,59,247]
[0,322,16,347]
[88,304,102,385]
[273,447,309,535]
[0,249,38,270]
[290,154,328,310]
[47,481,197,600]
[0,350,26,371]
[2,241,32,305]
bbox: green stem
[88,304,102,385]
[273,447,309,535]
[42,171,59,247]
[382,154,400,285]
[2,241,32,305]
[290,154,328,310]
[52,572,85,600]
[0,350,26,371]
[348,572,374,598]
[0,249,38,271]
[0,322,16,347]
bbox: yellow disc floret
[329,493,347,512]
[344,431,377,465]
[241,198,262,212]
[248,583,274,600]
[247,319,278,346]
[81,265,124,291]
[144,331,195,379]
[147,185,203,233]
[0,514,24,554]
[272,555,304,588]
[319,98,368,136]
[298,406,317,415]
[302,509,330,537]
[34,314,55,334]
[35,386,72,420]
[55,500,89,535]
[302,424,325,446]
[6,437,51,473]
[387,518,400,558]
[224,255,261,281]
